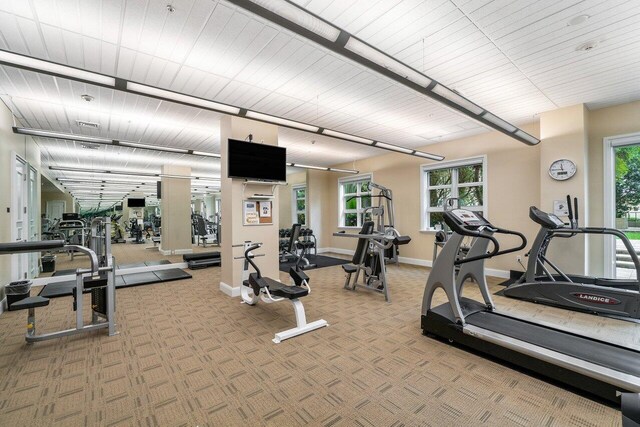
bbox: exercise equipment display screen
[227,138,286,182]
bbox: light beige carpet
[0,244,630,426]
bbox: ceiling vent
[76,120,101,129]
[576,41,599,52]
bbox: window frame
[338,173,373,229]
[291,184,307,226]
[420,156,488,232]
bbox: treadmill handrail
[454,227,527,266]
[548,227,640,285]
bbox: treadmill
[503,199,640,319]
[421,208,640,419]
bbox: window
[338,174,372,228]
[292,185,306,225]
[421,157,486,231]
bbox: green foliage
[624,231,640,241]
[616,145,640,217]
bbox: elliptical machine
[503,195,640,320]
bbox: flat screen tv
[114,203,123,212]
[127,198,145,208]
[227,139,286,182]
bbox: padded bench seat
[244,276,308,299]
[342,264,358,274]
[10,296,50,310]
[183,251,221,262]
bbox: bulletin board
[243,200,273,225]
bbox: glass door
[613,143,640,279]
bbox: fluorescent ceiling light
[374,141,414,154]
[249,0,340,42]
[481,112,517,133]
[0,50,115,86]
[246,111,319,132]
[52,167,220,181]
[160,174,193,179]
[322,129,373,144]
[71,191,129,197]
[192,151,221,158]
[344,38,433,87]
[14,127,112,144]
[287,163,327,171]
[50,166,160,178]
[57,178,155,185]
[430,84,484,115]
[17,127,221,158]
[514,129,540,145]
[127,82,239,115]
[119,141,189,154]
[413,151,445,161]
[328,167,359,174]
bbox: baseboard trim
[319,248,509,279]
[219,281,240,297]
[30,262,189,288]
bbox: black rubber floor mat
[154,269,192,281]
[122,272,160,286]
[39,268,192,298]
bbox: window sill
[420,229,440,234]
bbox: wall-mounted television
[227,138,286,182]
[127,198,146,208]
[62,212,80,220]
[114,203,123,212]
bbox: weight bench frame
[238,241,328,343]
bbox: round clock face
[549,159,577,181]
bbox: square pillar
[220,116,280,297]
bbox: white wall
[0,102,42,301]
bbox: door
[11,154,28,280]
[28,166,39,278]
[604,132,640,279]
[46,200,66,221]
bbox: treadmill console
[529,206,566,230]
[444,209,492,234]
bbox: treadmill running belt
[467,309,640,377]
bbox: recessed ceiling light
[76,120,100,129]
[567,15,590,26]
[80,94,94,102]
[576,40,599,52]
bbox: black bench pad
[11,296,50,310]
[262,277,308,299]
[183,252,221,262]
[342,264,358,273]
